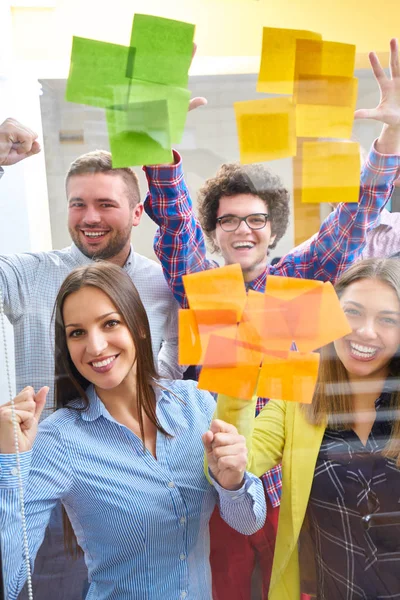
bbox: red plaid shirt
[144,143,400,507]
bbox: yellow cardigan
[214,394,326,600]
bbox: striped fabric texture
[0,380,266,600]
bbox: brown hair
[304,258,400,465]
[53,262,168,556]
[65,150,140,207]
[197,162,290,253]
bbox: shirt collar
[80,381,175,435]
[70,243,135,269]
[379,208,394,227]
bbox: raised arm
[143,153,218,308]
[0,118,42,319]
[210,393,287,479]
[271,39,400,283]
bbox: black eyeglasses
[216,213,270,232]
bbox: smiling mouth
[232,242,255,250]
[348,341,379,360]
[81,230,109,239]
[89,355,119,372]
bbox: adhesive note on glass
[234,98,296,164]
[66,36,132,109]
[106,100,173,167]
[257,27,322,95]
[129,14,195,87]
[298,141,360,203]
[257,351,320,404]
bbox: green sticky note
[66,36,132,108]
[128,79,190,144]
[106,100,173,167]
[129,14,195,87]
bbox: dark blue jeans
[17,502,88,600]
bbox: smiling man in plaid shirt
[143,41,400,599]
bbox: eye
[68,328,85,338]
[104,319,120,328]
[380,317,399,326]
[220,216,235,224]
[344,308,361,316]
[69,202,85,208]
[100,203,115,208]
[248,215,265,225]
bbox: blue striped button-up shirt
[0,380,266,600]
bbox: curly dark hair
[197,162,290,253]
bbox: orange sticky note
[198,363,261,401]
[237,290,293,353]
[265,275,323,302]
[203,334,263,368]
[299,141,361,204]
[183,264,247,321]
[257,27,322,95]
[288,281,352,352]
[234,98,296,164]
[257,351,320,404]
[178,309,237,365]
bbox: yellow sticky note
[296,75,358,107]
[296,101,356,139]
[294,39,356,80]
[299,141,361,204]
[257,27,322,95]
[234,98,296,164]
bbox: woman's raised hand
[203,419,248,491]
[0,386,48,453]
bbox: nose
[355,318,378,341]
[83,205,101,225]
[235,219,252,234]
[86,329,108,357]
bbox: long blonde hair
[304,258,400,464]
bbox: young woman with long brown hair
[0,262,265,600]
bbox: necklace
[0,289,33,599]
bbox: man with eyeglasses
[143,41,400,600]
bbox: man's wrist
[376,124,400,155]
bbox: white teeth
[84,231,107,238]
[350,342,378,357]
[91,356,117,368]
[233,242,255,249]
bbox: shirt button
[179,553,186,561]
[179,516,186,525]
[180,593,187,599]
[167,481,175,488]
[10,467,18,476]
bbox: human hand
[203,419,247,491]
[0,386,48,453]
[188,43,207,112]
[0,118,41,167]
[354,38,400,127]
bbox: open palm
[355,38,400,127]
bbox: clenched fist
[0,386,48,454]
[0,118,41,167]
[203,419,247,491]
